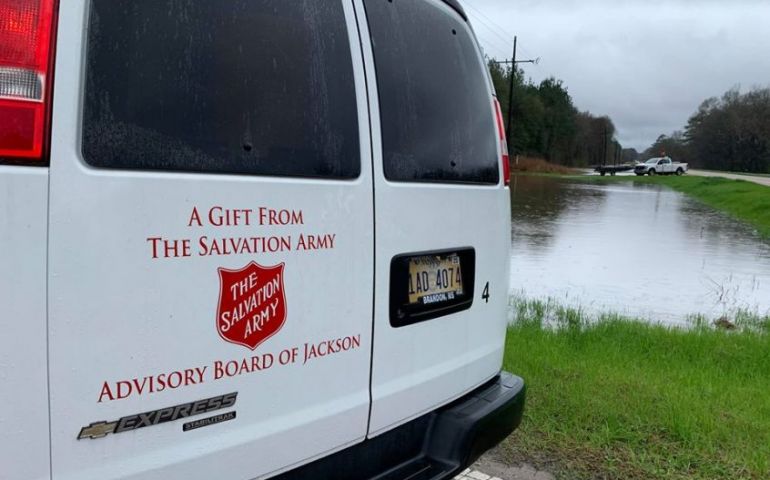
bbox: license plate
[408,253,463,305]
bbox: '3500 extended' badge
[216,261,287,350]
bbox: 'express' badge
[78,392,237,440]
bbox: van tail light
[493,98,510,186]
[0,0,58,163]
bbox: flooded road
[509,175,770,325]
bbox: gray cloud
[465,0,770,151]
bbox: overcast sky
[464,0,770,151]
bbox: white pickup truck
[0,1,525,479]
[634,157,689,176]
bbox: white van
[0,1,525,479]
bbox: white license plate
[408,253,463,305]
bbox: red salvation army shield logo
[216,261,287,350]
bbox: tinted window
[83,1,360,179]
[364,0,499,184]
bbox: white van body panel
[0,167,51,480]
[354,0,512,436]
[0,1,520,478]
[46,2,375,479]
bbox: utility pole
[506,36,517,150]
[491,36,539,155]
[602,124,608,166]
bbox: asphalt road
[456,454,554,480]
[689,169,770,187]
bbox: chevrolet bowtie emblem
[76,392,238,440]
[78,421,118,440]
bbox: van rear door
[357,0,512,435]
[47,2,374,479]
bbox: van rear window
[363,0,499,184]
[83,1,360,179]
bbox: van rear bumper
[273,372,526,480]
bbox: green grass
[500,298,770,479]
[570,175,770,239]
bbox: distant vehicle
[634,157,688,176]
[594,164,634,176]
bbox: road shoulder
[457,453,555,480]
[689,169,770,187]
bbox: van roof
[441,0,468,21]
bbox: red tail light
[493,98,510,186]
[0,0,58,163]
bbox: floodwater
[509,175,770,325]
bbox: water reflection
[510,175,770,325]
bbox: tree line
[488,61,622,167]
[645,87,770,173]
[489,60,770,173]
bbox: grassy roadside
[500,298,770,480]
[564,175,770,239]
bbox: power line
[465,8,530,62]
[468,27,513,60]
[462,14,510,55]
[517,43,538,65]
[463,0,515,43]
[476,38,513,61]
[474,30,514,55]
[463,1,540,67]
[464,7,515,48]
[472,35,508,60]
[478,43,510,62]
